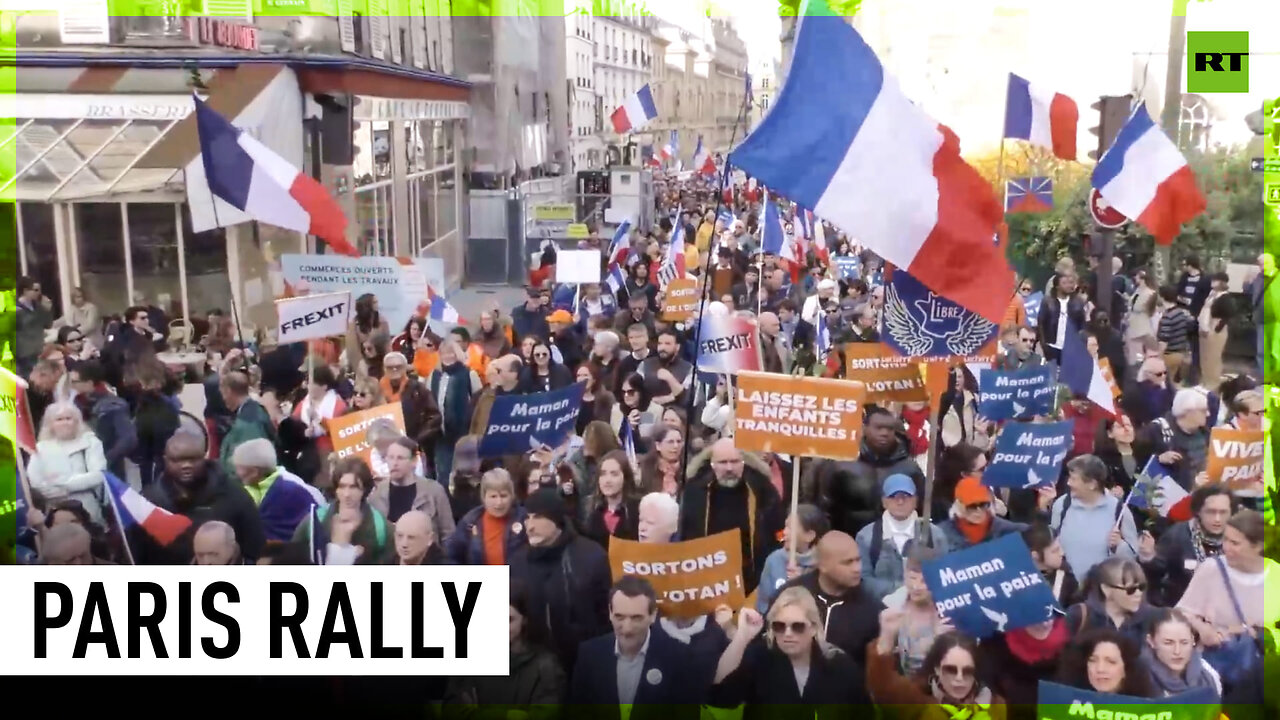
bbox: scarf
[1141,645,1214,696]
[1004,618,1069,664]
[1188,519,1222,563]
[956,515,991,546]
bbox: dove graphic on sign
[1013,400,1027,416]
[1024,468,1045,489]
[980,606,1010,632]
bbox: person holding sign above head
[1050,455,1139,579]
[867,614,1005,720]
[567,576,704,720]
[1054,627,1153,697]
[711,587,872,716]
[856,474,950,602]
[445,468,528,566]
[1141,608,1223,698]
[939,477,1027,552]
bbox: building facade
[566,8,603,172]
[646,16,747,165]
[6,3,469,337]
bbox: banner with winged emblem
[881,268,1000,359]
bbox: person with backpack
[855,474,949,601]
[1139,388,1212,492]
[1050,455,1139,583]
[286,457,390,565]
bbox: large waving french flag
[611,84,658,134]
[105,473,192,546]
[1091,104,1205,245]
[729,0,1013,323]
[194,96,357,257]
[1004,73,1078,160]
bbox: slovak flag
[661,130,677,161]
[1091,103,1206,245]
[761,192,797,263]
[427,287,463,324]
[105,472,193,546]
[192,96,357,257]
[1004,73,1079,160]
[610,84,659,134]
[608,219,633,267]
[693,136,716,176]
[729,0,1014,324]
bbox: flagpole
[102,476,138,566]
[680,84,754,477]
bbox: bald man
[770,530,883,663]
[41,523,103,565]
[678,438,782,593]
[193,521,241,565]
[391,510,443,565]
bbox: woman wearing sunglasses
[868,608,1005,720]
[1064,557,1159,646]
[1056,628,1153,697]
[711,586,870,717]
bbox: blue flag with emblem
[978,365,1057,422]
[834,256,861,279]
[984,420,1072,489]
[922,533,1060,638]
[881,267,998,358]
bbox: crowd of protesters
[4,168,1278,718]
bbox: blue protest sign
[478,383,585,457]
[1023,292,1044,326]
[834,256,861,280]
[922,533,1059,638]
[881,269,999,359]
[1036,681,1219,720]
[984,420,1072,489]
[978,365,1056,422]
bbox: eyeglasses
[939,664,976,680]
[964,502,991,512]
[534,352,550,359]
[385,364,406,371]
[1106,582,1147,595]
[770,621,809,636]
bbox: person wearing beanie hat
[509,487,613,671]
[940,476,1028,551]
[855,474,950,601]
[446,435,484,519]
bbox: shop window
[355,183,393,256]
[17,203,60,317]
[180,205,231,320]
[74,203,128,316]
[126,203,183,320]
[437,171,458,242]
[417,172,438,250]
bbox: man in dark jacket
[137,432,266,565]
[770,531,882,665]
[811,407,925,536]
[510,286,550,344]
[509,488,612,673]
[1137,484,1232,606]
[69,360,137,480]
[678,438,783,594]
[568,576,703,720]
[14,275,51,377]
[1037,271,1087,364]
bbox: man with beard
[640,330,691,406]
[678,438,782,593]
[809,406,926,536]
[136,432,264,564]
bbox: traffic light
[1087,95,1134,162]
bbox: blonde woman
[347,376,384,414]
[445,468,528,565]
[26,401,108,524]
[711,586,870,712]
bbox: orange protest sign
[1098,358,1123,400]
[608,530,746,620]
[327,402,406,464]
[661,277,700,322]
[842,343,929,403]
[734,371,866,460]
[1206,427,1264,490]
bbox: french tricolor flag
[1091,103,1206,245]
[427,288,463,324]
[693,136,716,176]
[661,130,677,161]
[1004,73,1079,161]
[730,0,1014,323]
[192,96,357,257]
[610,84,659,134]
[608,219,633,267]
[761,192,797,264]
[105,472,193,546]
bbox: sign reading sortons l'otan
[734,371,866,461]
[608,530,745,619]
[0,565,510,675]
[328,403,406,465]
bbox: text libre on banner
[733,372,866,461]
